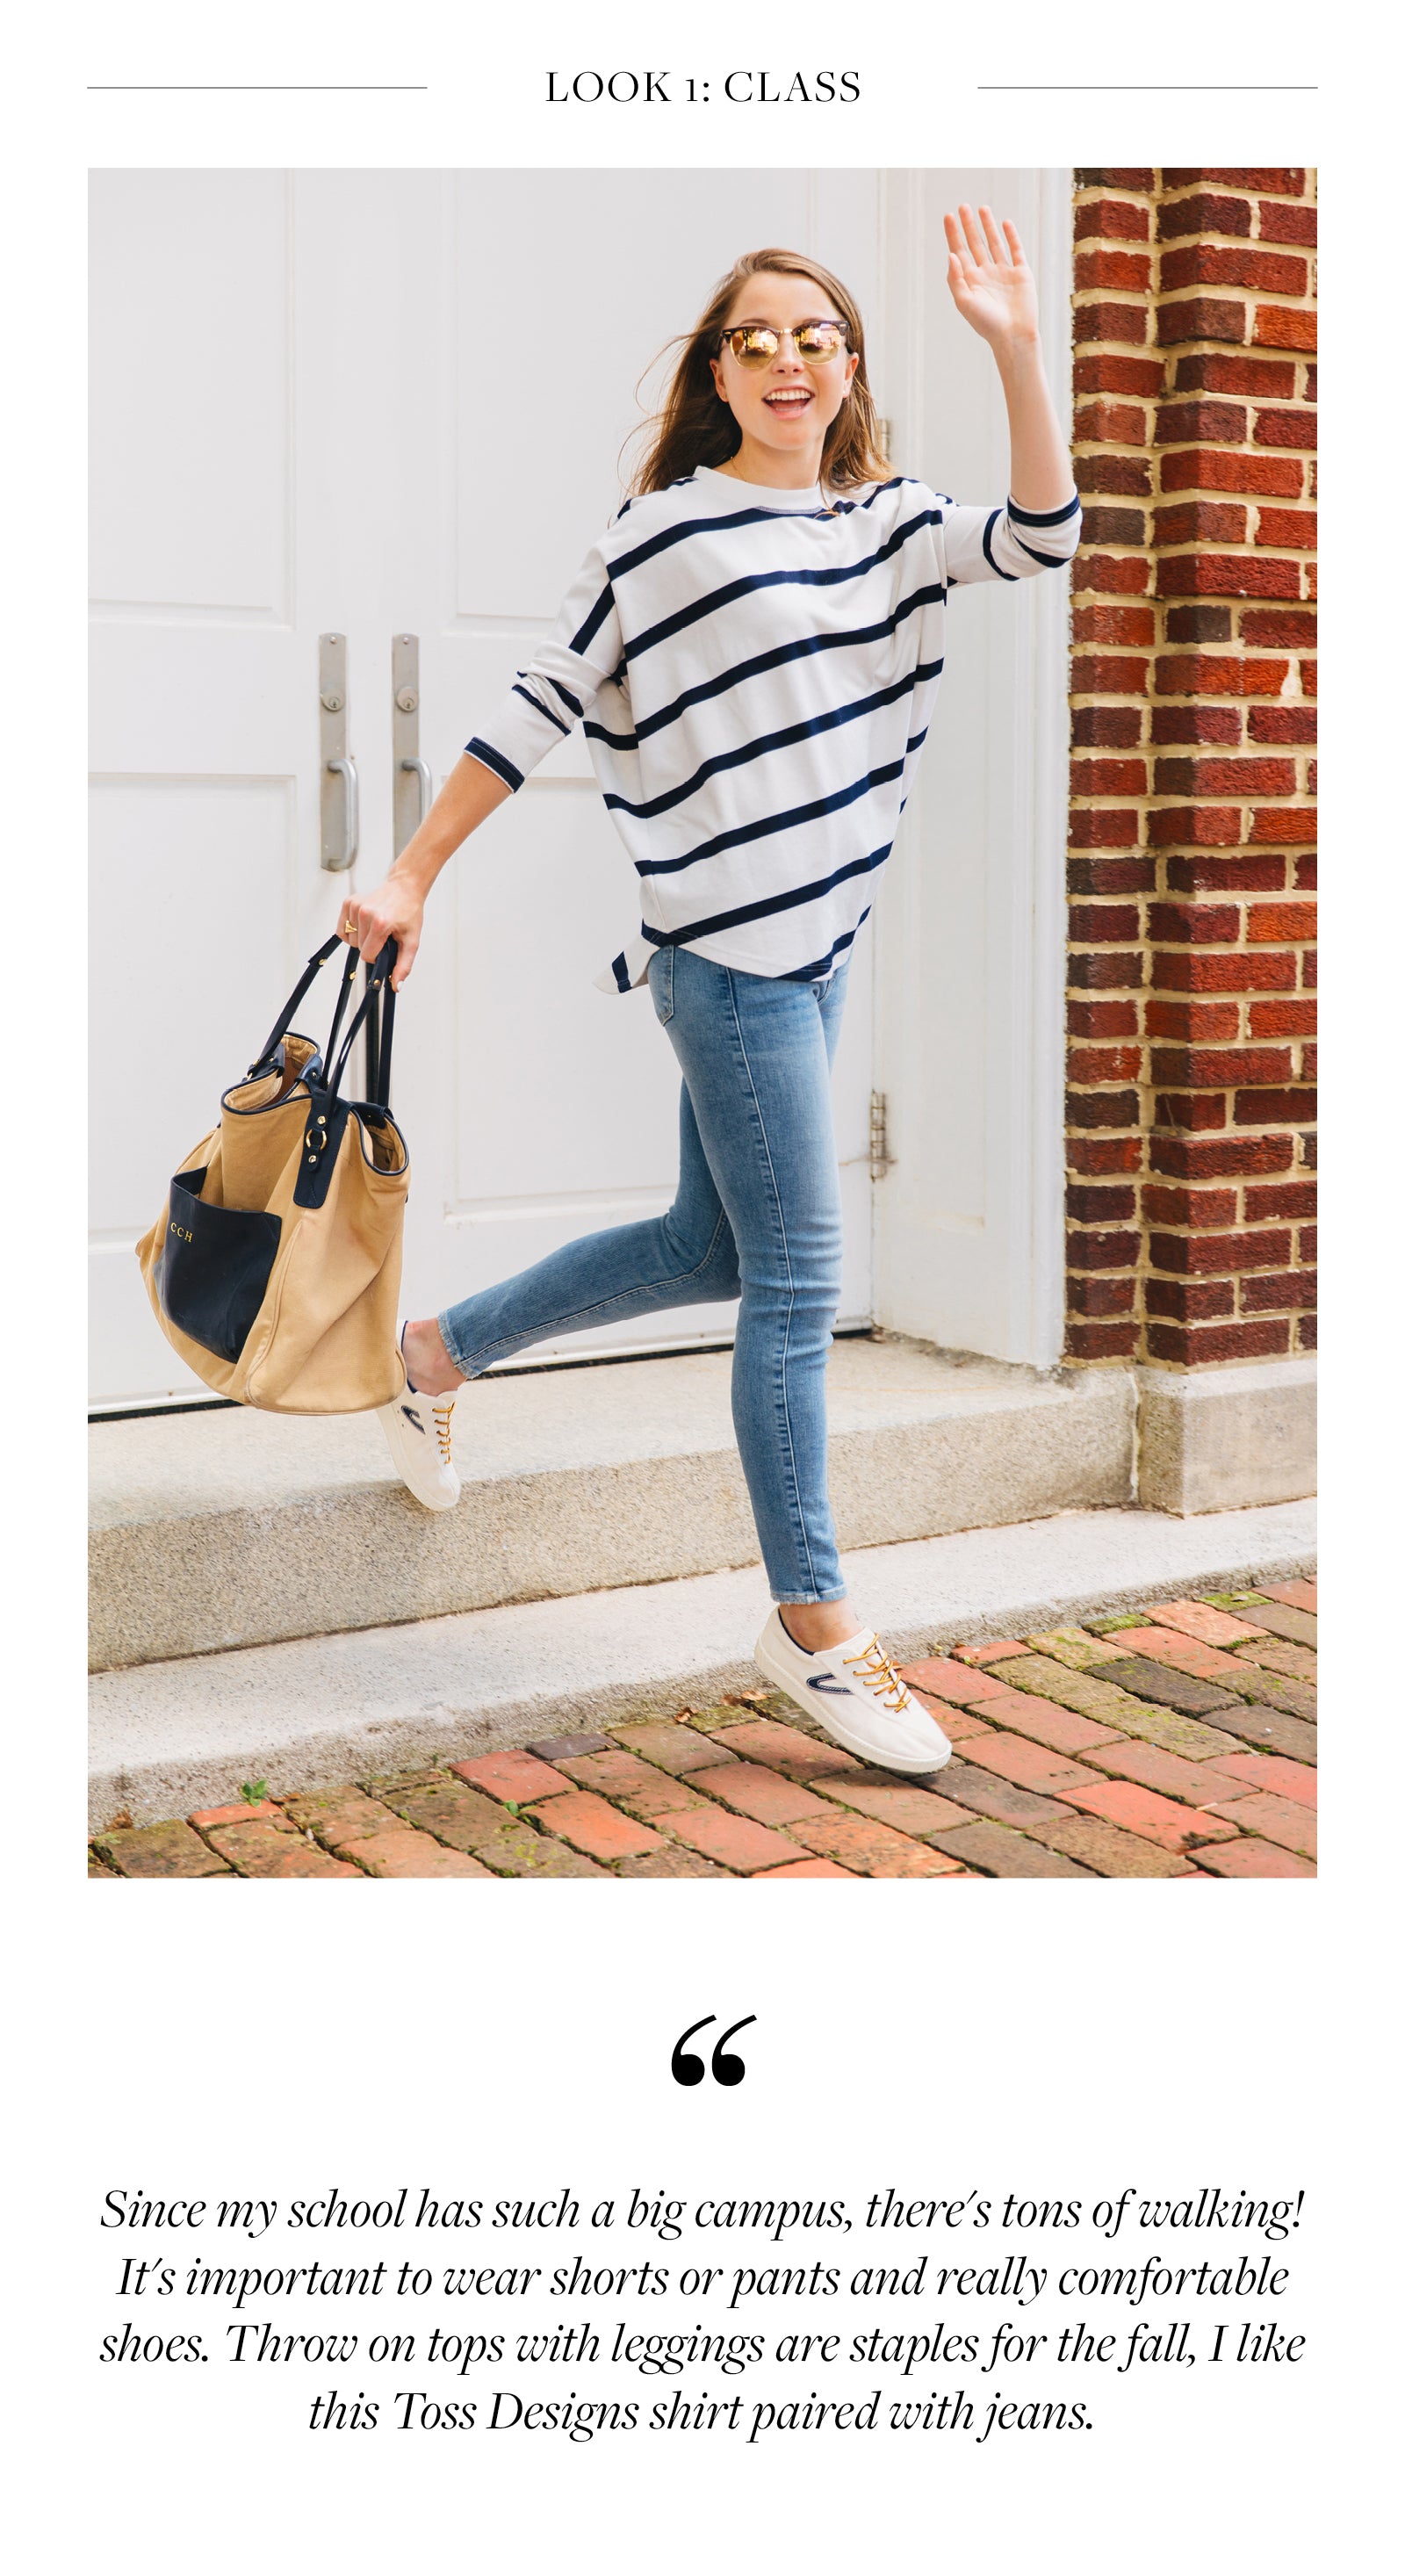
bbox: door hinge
[868,1090,896,1182]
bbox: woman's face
[709,271,860,468]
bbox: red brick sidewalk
[90,1578,1316,1881]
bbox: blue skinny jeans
[438,944,849,1603]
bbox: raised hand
[943,203,1040,351]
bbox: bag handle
[248,932,344,1075]
[363,956,397,1108]
[376,971,397,1109]
[326,939,398,1103]
[249,933,397,1109]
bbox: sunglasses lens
[724,324,847,365]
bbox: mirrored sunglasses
[717,321,850,368]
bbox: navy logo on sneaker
[400,1406,426,1435]
[807,1675,847,1694]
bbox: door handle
[393,633,432,857]
[400,754,433,831]
[325,754,360,870]
[319,633,358,871]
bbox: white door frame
[872,169,1073,1370]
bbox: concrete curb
[89,1497,1315,1829]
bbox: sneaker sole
[753,1635,952,1777]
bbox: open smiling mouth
[763,389,814,412]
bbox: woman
[341,204,1081,1779]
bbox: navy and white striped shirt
[465,465,1082,992]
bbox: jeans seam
[722,969,819,1602]
[439,1203,735,1377]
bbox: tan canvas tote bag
[136,935,409,1414]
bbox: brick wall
[1065,169,1316,1368]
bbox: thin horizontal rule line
[87,84,429,91]
[978,84,1317,90]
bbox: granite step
[89,1339,1135,1670]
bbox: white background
[67,1896,1351,2571]
[7,7,1394,2569]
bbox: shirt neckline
[697,465,826,511]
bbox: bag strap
[248,933,344,1075]
[325,939,398,1102]
[372,971,397,1109]
[248,934,397,1109]
[360,953,393,1102]
[320,941,361,1078]
[363,967,378,1106]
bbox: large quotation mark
[671,2013,757,2088]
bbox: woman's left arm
[944,201,1078,513]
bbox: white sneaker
[377,1335,461,1511]
[753,1608,953,1775]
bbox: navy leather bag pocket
[154,1167,282,1364]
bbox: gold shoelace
[431,1399,455,1465]
[840,1638,911,1713]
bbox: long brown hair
[630,248,890,497]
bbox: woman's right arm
[340,753,512,987]
[342,535,624,987]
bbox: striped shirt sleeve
[465,539,624,792]
[940,490,1083,588]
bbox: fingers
[947,202,1014,270]
[956,202,988,264]
[976,204,1007,265]
[335,882,422,985]
[335,898,384,966]
[943,210,975,279]
[350,909,414,980]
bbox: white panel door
[89,170,880,1405]
[90,171,310,1405]
[871,170,1074,1368]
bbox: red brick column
[1065,169,1316,1367]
